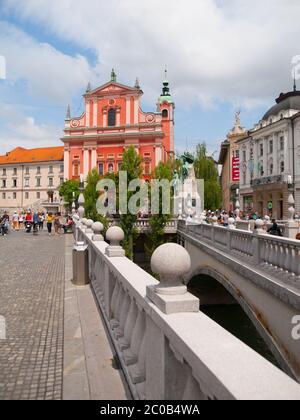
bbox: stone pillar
[64,147,70,180]
[93,99,98,127]
[146,243,199,314]
[83,148,89,179]
[134,97,139,124]
[91,147,97,170]
[126,97,131,125]
[86,101,90,127]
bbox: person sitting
[267,219,283,237]
[63,217,74,234]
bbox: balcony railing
[251,175,283,187]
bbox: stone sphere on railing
[92,222,104,242]
[92,222,104,234]
[106,226,125,246]
[228,218,236,229]
[151,243,191,295]
[81,218,87,225]
[86,219,94,233]
[255,219,265,233]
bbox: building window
[13,192,17,200]
[25,192,29,200]
[73,163,79,177]
[118,162,123,171]
[280,136,284,151]
[260,144,264,157]
[13,168,17,176]
[49,178,53,187]
[280,161,285,173]
[242,151,246,162]
[25,179,29,188]
[60,177,64,185]
[2,168,6,176]
[108,108,116,127]
[36,178,41,187]
[269,140,273,154]
[36,192,40,199]
[37,166,41,175]
[144,162,151,175]
[25,167,30,175]
[2,180,6,188]
[49,165,53,174]
[269,162,274,175]
[162,109,168,119]
[60,164,64,173]
[108,163,114,173]
[2,193,5,199]
[260,162,264,177]
[98,163,104,176]
[13,179,17,188]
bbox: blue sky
[0,0,299,156]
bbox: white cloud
[0,21,97,103]
[0,104,61,153]
[2,0,300,110]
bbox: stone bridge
[76,218,300,400]
[177,220,300,382]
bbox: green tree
[193,143,222,210]
[59,179,80,211]
[84,168,109,231]
[119,146,143,260]
[145,161,173,255]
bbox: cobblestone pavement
[0,229,65,400]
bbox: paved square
[0,229,65,400]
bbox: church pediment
[86,82,141,97]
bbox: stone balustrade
[178,221,300,287]
[107,218,178,234]
[74,219,300,400]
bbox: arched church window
[108,108,116,126]
[162,109,168,119]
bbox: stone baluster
[92,222,104,241]
[118,298,138,351]
[105,226,125,257]
[110,282,124,330]
[114,293,131,340]
[123,309,146,366]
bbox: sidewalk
[63,235,131,400]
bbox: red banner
[232,157,240,182]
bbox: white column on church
[93,99,98,127]
[116,110,121,126]
[126,97,131,125]
[103,110,107,128]
[91,148,97,170]
[155,145,163,165]
[134,97,139,125]
[83,148,89,179]
[64,147,70,180]
[86,101,90,127]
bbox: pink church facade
[62,70,175,181]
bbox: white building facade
[238,89,300,219]
[0,147,64,214]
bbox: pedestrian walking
[12,211,19,231]
[46,213,54,236]
[267,219,283,237]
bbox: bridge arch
[185,265,296,380]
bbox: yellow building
[218,112,246,212]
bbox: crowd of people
[0,210,74,237]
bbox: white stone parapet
[178,220,300,285]
[76,227,300,400]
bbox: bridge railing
[178,221,300,283]
[108,218,178,233]
[74,219,300,400]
